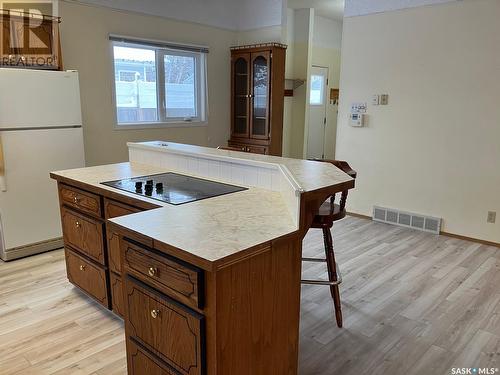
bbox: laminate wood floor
[0,217,498,375]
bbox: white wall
[71,0,284,31]
[67,0,240,29]
[60,1,235,166]
[336,0,500,243]
[291,8,314,159]
[313,15,342,50]
[235,26,283,45]
[311,15,342,159]
[282,7,295,157]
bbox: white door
[307,66,328,159]
[0,69,82,128]
[0,128,85,251]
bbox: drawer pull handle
[150,309,160,319]
[79,265,86,271]
[148,267,157,277]
[73,196,80,204]
[75,221,81,228]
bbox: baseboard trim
[347,212,372,220]
[1,237,64,261]
[439,231,499,248]
[346,212,499,249]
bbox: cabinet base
[0,237,64,261]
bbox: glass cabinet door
[231,53,250,137]
[250,51,271,139]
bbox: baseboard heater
[372,206,442,235]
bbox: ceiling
[288,0,345,21]
[344,0,457,17]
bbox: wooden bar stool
[302,160,357,328]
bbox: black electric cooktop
[101,172,247,205]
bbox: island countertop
[51,142,354,270]
[50,142,356,375]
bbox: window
[310,74,325,105]
[111,37,208,127]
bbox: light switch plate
[380,94,389,105]
[351,102,367,114]
[372,95,380,106]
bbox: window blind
[109,35,209,54]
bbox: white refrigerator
[0,69,85,261]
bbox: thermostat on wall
[350,113,365,127]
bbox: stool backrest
[309,159,357,214]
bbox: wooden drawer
[106,200,142,275]
[110,273,124,318]
[104,198,141,219]
[61,207,105,265]
[65,247,109,307]
[125,277,204,375]
[127,339,177,375]
[228,142,268,155]
[246,144,268,155]
[122,239,203,309]
[59,184,102,218]
[227,141,248,152]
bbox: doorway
[307,66,328,159]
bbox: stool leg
[323,227,343,328]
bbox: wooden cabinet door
[65,247,109,307]
[250,51,271,140]
[110,272,124,317]
[105,199,141,275]
[231,53,251,138]
[128,339,177,375]
[61,207,105,264]
[125,277,204,375]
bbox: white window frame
[110,38,208,130]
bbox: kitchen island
[50,141,355,375]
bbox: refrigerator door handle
[0,134,6,192]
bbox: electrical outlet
[380,94,389,105]
[487,211,496,223]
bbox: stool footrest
[301,262,342,285]
[302,257,327,263]
[302,279,342,286]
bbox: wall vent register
[102,173,247,205]
[373,206,441,234]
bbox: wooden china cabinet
[228,43,286,156]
